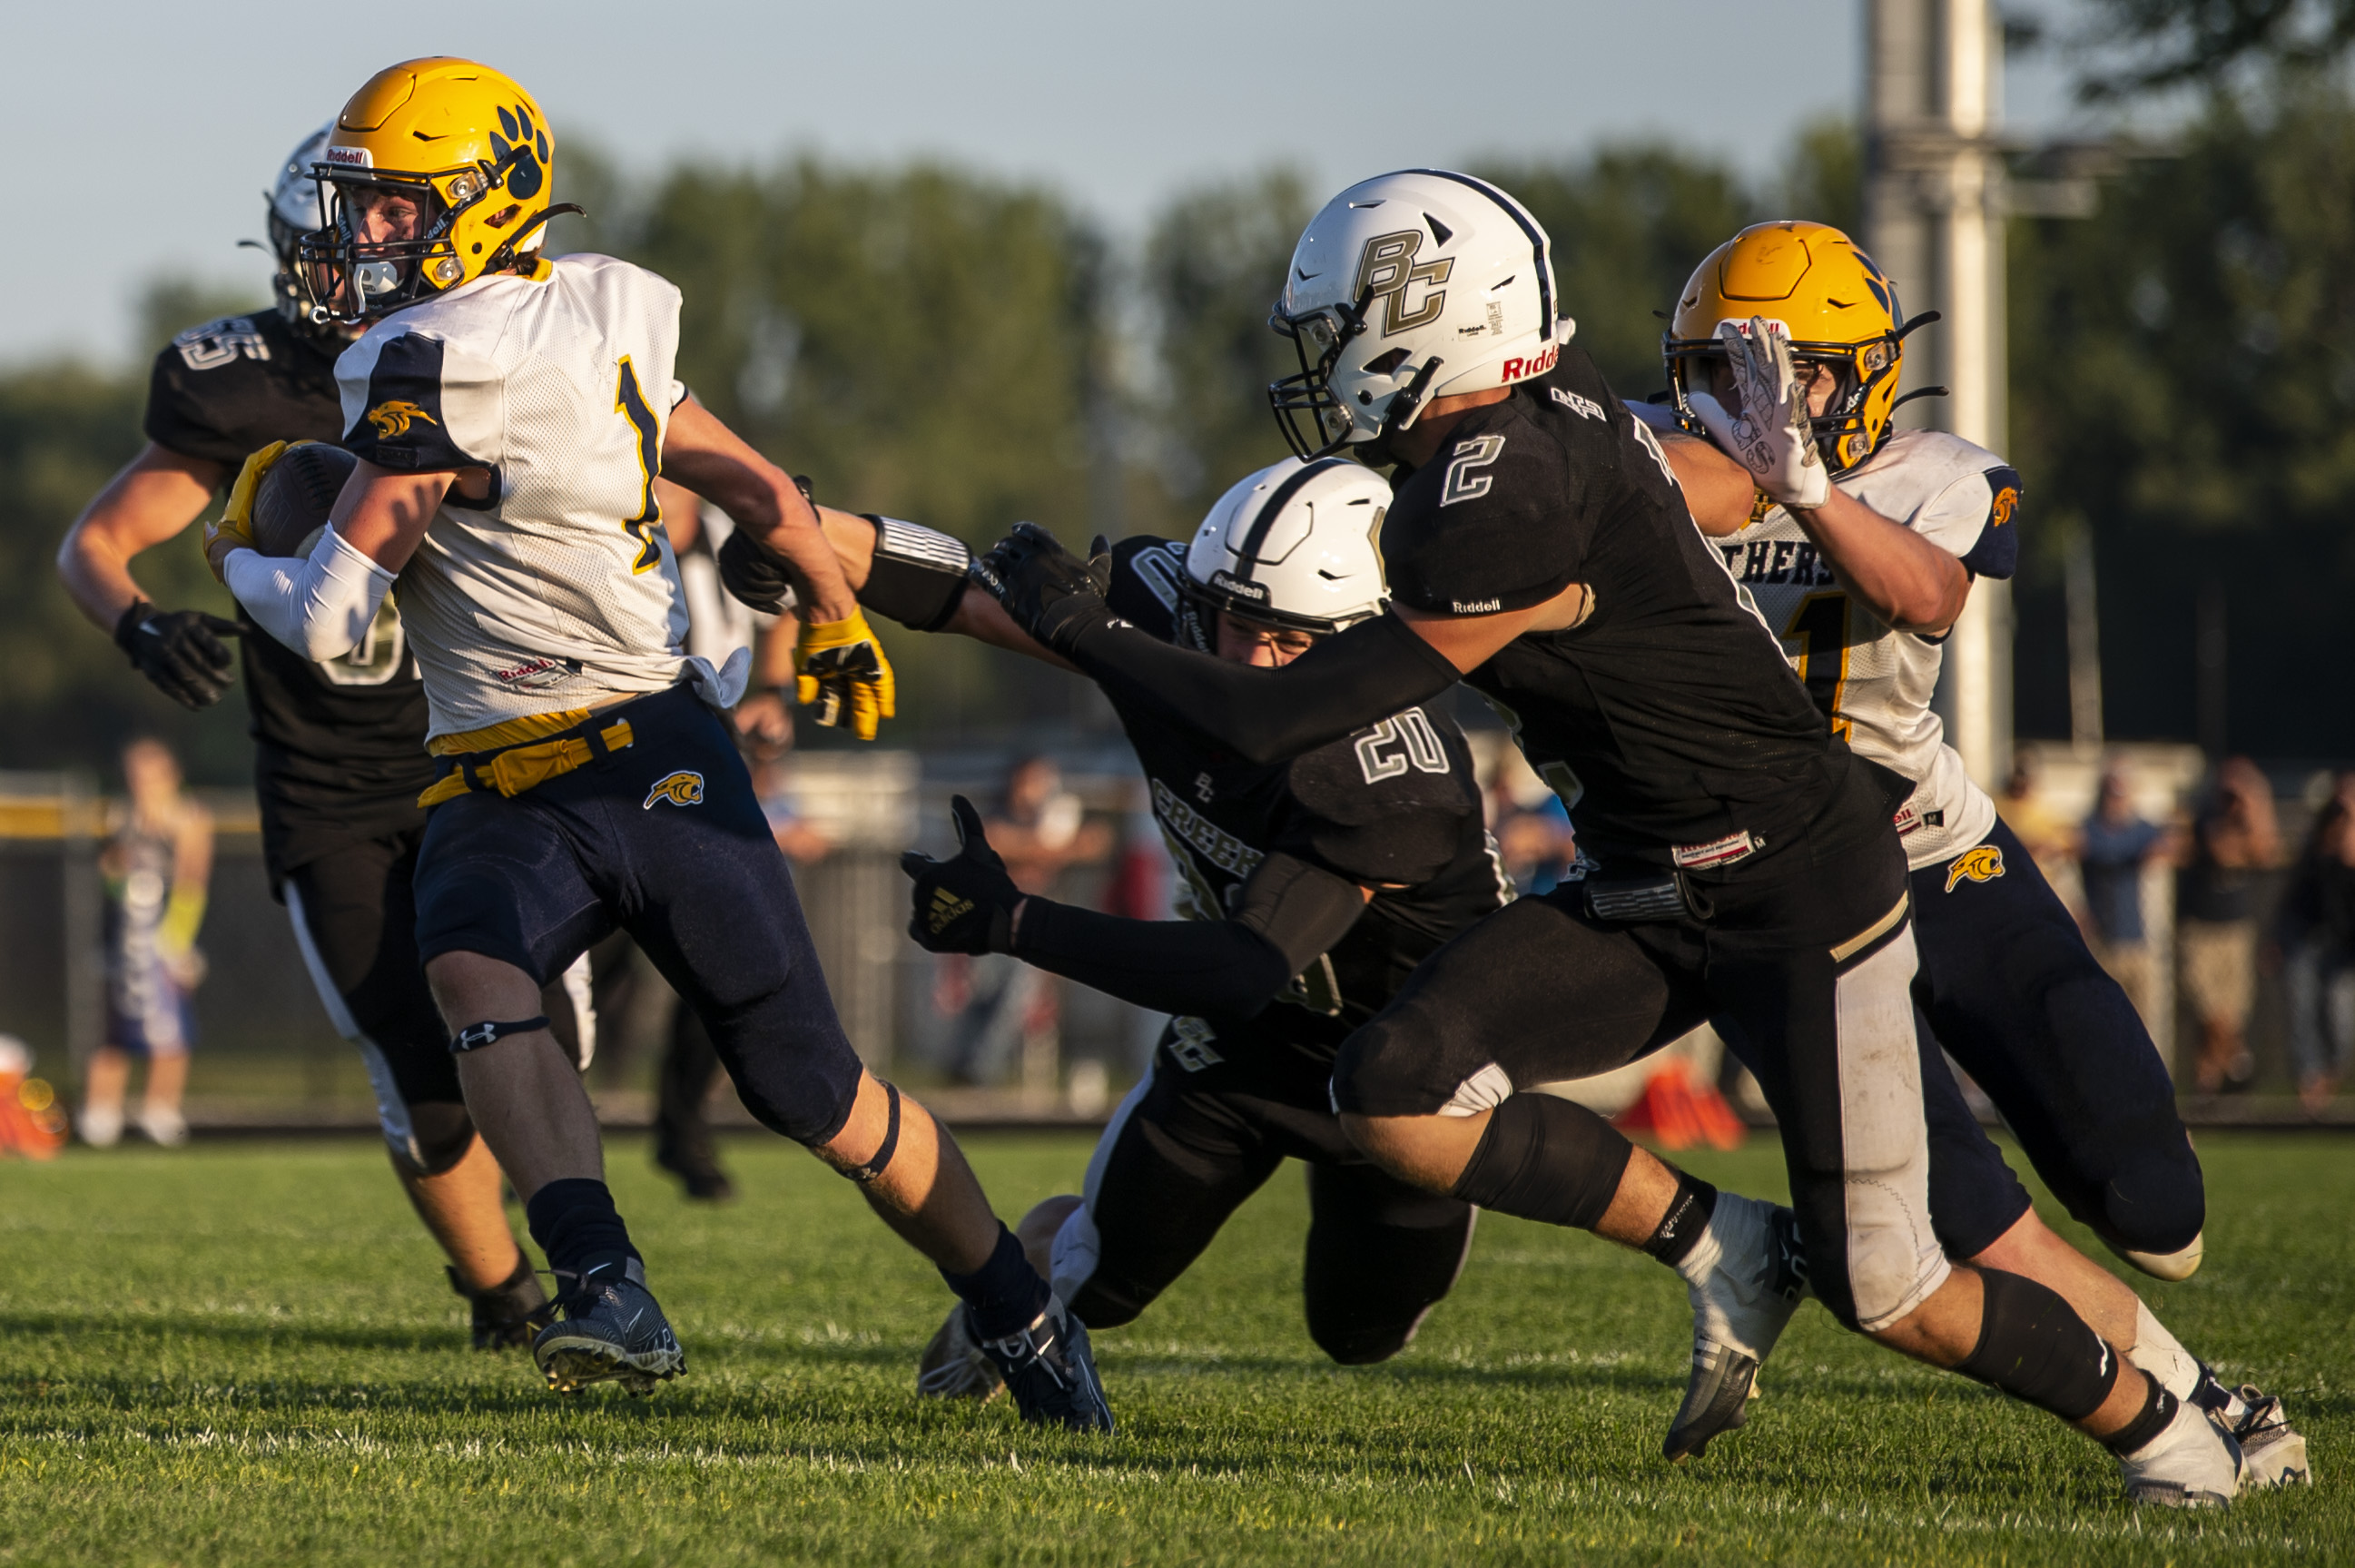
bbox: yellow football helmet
[299,58,578,323]
[1664,221,1932,474]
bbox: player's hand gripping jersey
[144,310,438,875]
[337,253,734,739]
[1711,429,2020,870]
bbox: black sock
[1449,1092,1635,1232]
[1641,1173,1719,1267]
[941,1224,1050,1341]
[525,1178,640,1280]
[2104,1373,2180,1455]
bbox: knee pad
[1957,1267,2119,1423]
[398,1100,478,1177]
[2098,1143,2207,1261]
[1448,1092,1632,1231]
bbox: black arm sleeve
[1011,852,1370,1020]
[1070,611,1463,767]
[859,516,973,632]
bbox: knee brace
[1956,1267,2121,1423]
[398,1100,478,1178]
[1448,1093,1634,1231]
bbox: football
[251,440,359,558]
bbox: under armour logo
[457,1022,499,1050]
[1195,772,1215,804]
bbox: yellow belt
[418,719,636,808]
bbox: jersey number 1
[1783,591,1852,740]
[616,357,664,574]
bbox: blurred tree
[1474,150,1757,399]
[2077,0,2355,97]
[2007,86,2355,753]
[1142,170,1313,518]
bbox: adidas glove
[794,606,896,741]
[975,522,1115,657]
[113,600,241,710]
[901,795,1021,955]
[205,439,291,581]
[1686,317,1829,509]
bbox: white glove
[1686,317,1829,509]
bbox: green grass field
[0,1130,2347,1565]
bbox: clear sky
[4,0,2094,366]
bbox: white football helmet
[1183,457,1391,635]
[1269,170,1569,460]
[264,123,339,338]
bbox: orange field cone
[1613,1059,1746,1151]
[0,1038,66,1159]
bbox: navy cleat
[530,1257,686,1395]
[971,1295,1113,1433]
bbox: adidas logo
[928,888,974,934]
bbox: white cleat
[1663,1195,1808,1462]
[2120,1396,2244,1508]
[917,1301,1004,1402]
[2204,1382,2311,1490]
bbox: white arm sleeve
[222,526,397,662]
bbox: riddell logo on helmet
[1210,571,1267,602]
[1500,344,1560,382]
[321,145,374,169]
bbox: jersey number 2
[1783,591,1852,740]
[616,357,664,574]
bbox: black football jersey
[143,311,438,875]
[1380,346,1881,873]
[1105,537,1509,1041]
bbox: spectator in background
[1996,753,2077,889]
[940,755,1109,1088]
[2281,774,2355,1112]
[2074,761,2175,1036]
[82,737,212,1148]
[1494,789,1577,895]
[2176,757,2283,1094]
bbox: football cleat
[2120,1395,2244,1507]
[530,1257,685,1395]
[449,1257,555,1351]
[971,1296,1113,1434]
[1664,1197,1808,1462]
[2198,1377,2311,1489]
[917,1302,1005,1402]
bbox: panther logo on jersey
[366,399,438,439]
[1990,484,2019,529]
[1944,843,2005,892]
[642,771,705,810]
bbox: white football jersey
[337,253,743,741]
[1710,429,2021,871]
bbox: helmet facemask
[1667,326,1904,477]
[301,156,561,325]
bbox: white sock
[2126,1299,2202,1401]
[1670,1191,1748,1289]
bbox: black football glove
[901,794,1024,955]
[973,522,1115,656]
[714,475,817,614]
[114,600,240,710]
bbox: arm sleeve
[1070,610,1463,766]
[222,527,396,661]
[1011,851,1369,1019]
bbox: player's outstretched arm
[662,396,858,623]
[1782,486,1971,634]
[902,797,1372,1020]
[796,508,1079,674]
[212,453,444,660]
[983,524,1576,766]
[58,442,246,709]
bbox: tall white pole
[1866,0,2012,788]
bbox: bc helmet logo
[642,770,705,810]
[366,399,436,438]
[1944,843,2005,892]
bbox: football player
[981,171,2242,1501]
[738,459,1538,1391]
[1650,219,2304,1490]
[56,125,574,1349]
[211,58,1108,1427]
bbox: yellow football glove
[794,608,896,742]
[204,439,306,582]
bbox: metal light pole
[1865,0,2013,788]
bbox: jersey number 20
[616,357,664,574]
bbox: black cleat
[449,1257,555,1350]
[531,1257,686,1395]
[971,1296,1113,1434]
